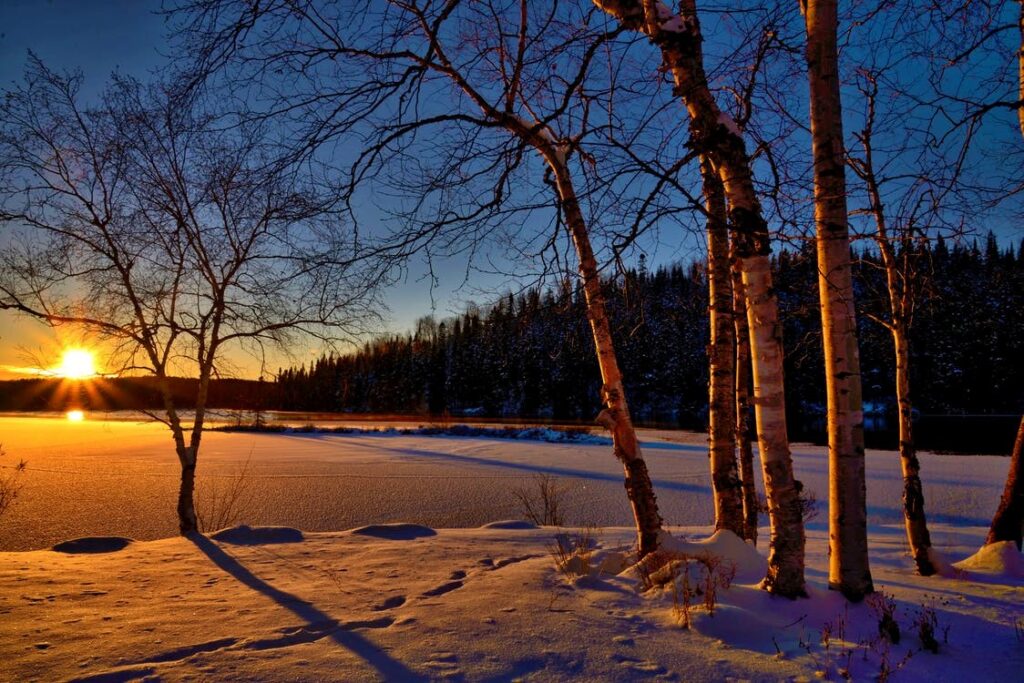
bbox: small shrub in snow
[912,604,944,654]
[697,552,736,616]
[549,526,598,578]
[196,456,254,533]
[867,591,901,645]
[876,641,915,683]
[634,550,735,628]
[0,444,26,519]
[819,606,856,680]
[755,486,819,523]
[669,559,693,629]
[797,487,820,523]
[634,549,671,592]
[810,595,953,681]
[512,473,570,527]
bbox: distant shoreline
[0,411,1014,457]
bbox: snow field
[0,417,1022,681]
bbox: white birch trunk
[803,0,873,599]
[702,157,744,535]
[545,150,664,558]
[732,254,759,545]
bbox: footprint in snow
[373,595,407,611]
[420,580,464,598]
[611,654,675,679]
[424,652,463,678]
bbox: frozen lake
[0,414,1010,550]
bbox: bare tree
[801,0,873,600]
[0,61,381,533]
[170,0,669,556]
[595,0,807,597]
[834,0,998,575]
[845,70,941,576]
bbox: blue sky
[0,2,165,376]
[1,1,1020,380]
[0,0,525,377]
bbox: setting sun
[57,349,96,379]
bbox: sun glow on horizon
[57,349,97,379]
[66,409,85,422]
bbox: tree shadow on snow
[365,444,709,495]
[188,534,424,681]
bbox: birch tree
[701,159,744,536]
[845,71,942,575]
[594,0,807,597]
[732,256,758,544]
[801,0,873,600]
[837,0,1004,574]
[0,63,380,533]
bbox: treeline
[277,236,1024,428]
[0,376,273,412]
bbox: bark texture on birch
[732,255,759,545]
[803,0,873,600]
[549,158,663,558]
[742,246,806,596]
[1018,0,1023,139]
[987,416,1024,550]
[594,0,806,597]
[893,329,935,573]
[702,157,744,536]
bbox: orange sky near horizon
[0,310,328,381]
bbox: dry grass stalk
[196,455,254,533]
[512,473,571,527]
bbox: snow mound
[953,541,1024,578]
[480,520,539,530]
[688,584,851,657]
[658,529,767,583]
[209,526,304,545]
[51,536,133,554]
[350,523,437,540]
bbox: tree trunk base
[621,454,663,559]
[178,463,198,535]
[759,460,808,599]
[986,416,1024,551]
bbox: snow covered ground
[0,416,1008,551]
[1,416,1022,681]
